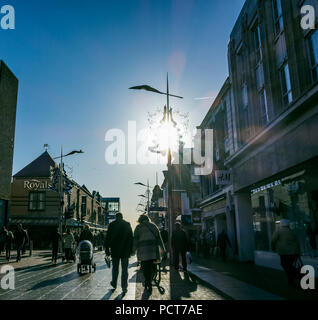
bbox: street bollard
[29,240,33,257]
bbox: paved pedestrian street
[0,251,227,300]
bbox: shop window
[309,29,318,83]
[28,192,46,211]
[251,172,318,257]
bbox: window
[81,196,87,216]
[28,192,46,211]
[108,202,119,212]
[280,63,293,105]
[253,24,263,63]
[309,30,318,83]
[272,0,284,36]
[223,103,230,153]
[260,89,270,125]
[240,83,250,142]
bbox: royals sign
[24,179,51,190]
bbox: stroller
[77,240,96,274]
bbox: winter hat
[280,219,290,227]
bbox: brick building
[10,151,106,248]
[0,61,19,228]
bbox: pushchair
[77,240,96,274]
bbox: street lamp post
[135,181,152,215]
[54,148,84,234]
[130,75,183,261]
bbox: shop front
[250,160,318,271]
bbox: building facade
[102,197,120,225]
[197,0,318,270]
[198,78,238,258]
[227,0,318,270]
[10,151,106,248]
[0,61,18,228]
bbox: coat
[14,229,28,246]
[79,229,93,243]
[133,221,165,262]
[171,228,189,252]
[64,234,75,249]
[271,227,300,256]
[104,218,133,258]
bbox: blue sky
[1,0,245,227]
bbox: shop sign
[192,211,201,224]
[215,170,231,185]
[24,180,50,190]
[251,180,281,195]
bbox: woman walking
[133,215,165,293]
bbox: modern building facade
[10,151,106,248]
[197,0,318,271]
[0,61,18,228]
[102,197,120,225]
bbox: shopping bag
[105,255,111,268]
[293,255,304,279]
[186,251,192,264]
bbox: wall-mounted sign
[24,180,51,190]
[215,170,231,186]
[192,211,201,224]
[251,180,281,195]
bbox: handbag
[293,255,304,279]
[104,255,111,268]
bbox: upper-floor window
[240,83,250,143]
[108,202,119,212]
[272,0,284,36]
[309,30,318,83]
[280,62,293,106]
[29,192,46,211]
[81,196,87,216]
[260,89,270,126]
[223,102,229,148]
[253,24,263,64]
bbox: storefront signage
[251,180,281,195]
[215,170,231,185]
[192,211,201,224]
[24,180,51,190]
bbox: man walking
[271,219,301,287]
[0,226,6,256]
[171,222,189,272]
[51,228,62,264]
[14,224,28,262]
[217,230,232,262]
[104,212,133,294]
[4,227,14,262]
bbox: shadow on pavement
[27,271,78,291]
[170,269,198,300]
[101,289,115,300]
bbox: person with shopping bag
[171,222,190,272]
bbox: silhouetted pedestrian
[271,219,301,287]
[51,228,62,264]
[104,212,133,294]
[217,230,232,262]
[171,222,189,272]
[14,224,28,262]
[133,215,165,293]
